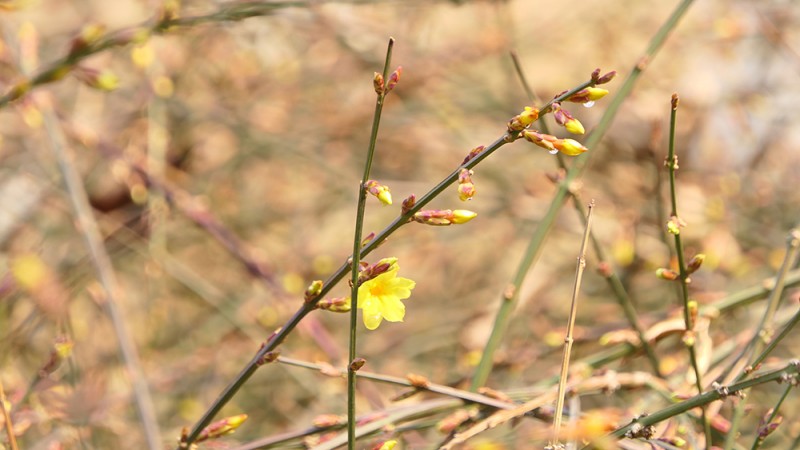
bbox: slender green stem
[724,227,800,450]
[749,384,792,450]
[176,78,594,449]
[551,201,594,447]
[471,0,695,392]
[594,362,800,446]
[666,93,712,447]
[346,37,395,450]
[510,50,663,378]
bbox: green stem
[346,37,395,450]
[597,362,800,446]
[750,384,792,450]
[666,94,712,447]
[471,0,695,391]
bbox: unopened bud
[350,357,366,371]
[567,87,609,104]
[461,145,486,165]
[507,106,539,132]
[373,72,384,94]
[361,232,375,248]
[73,67,119,91]
[413,209,477,226]
[68,24,106,56]
[553,138,588,156]
[687,254,705,274]
[365,180,392,205]
[656,268,679,281]
[401,194,416,215]
[457,168,475,201]
[386,66,402,92]
[197,414,248,442]
[553,103,585,135]
[667,216,685,235]
[317,297,351,312]
[597,70,617,84]
[304,280,323,302]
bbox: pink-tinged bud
[552,103,584,135]
[591,68,601,83]
[386,66,402,92]
[39,336,73,377]
[567,87,609,104]
[687,254,705,274]
[671,93,680,110]
[553,138,588,156]
[364,180,392,205]
[401,194,416,215]
[73,66,119,91]
[373,72,384,94]
[361,232,375,248]
[597,70,617,84]
[461,145,486,165]
[682,330,696,347]
[457,168,476,201]
[522,130,556,152]
[350,357,366,371]
[358,257,399,284]
[304,280,323,302]
[68,24,106,56]
[507,106,540,132]
[656,268,679,281]
[317,297,351,312]
[413,209,476,226]
[196,414,248,442]
[757,410,782,438]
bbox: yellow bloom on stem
[358,266,415,330]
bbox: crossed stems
[177,77,601,448]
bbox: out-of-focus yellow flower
[377,440,398,450]
[358,266,415,330]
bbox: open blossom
[357,265,415,330]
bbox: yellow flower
[358,266,415,330]
[378,440,398,450]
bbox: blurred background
[1,0,799,448]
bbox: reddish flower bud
[461,145,486,165]
[373,72,384,94]
[386,66,402,92]
[401,194,416,215]
[457,168,475,201]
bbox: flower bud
[317,297,351,312]
[364,180,392,205]
[68,24,106,56]
[667,216,685,235]
[687,254,705,274]
[401,194,416,215]
[413,209,477,226]
[461,145,485,165]
[197,414,248,442]
[457,168,475,201]
[350,357,366,371]
[373,72,384,94]
[553,103,585,135]
[656,268,679,281]
[385,66,402,92]
[567,87,609,104]
[522,130,556,152]
[553,138,588,156]
[507,107,539,132]
[304,280,323,302]
[73,67,119,91]
[597,70,617,84]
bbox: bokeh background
[1,0,799,448]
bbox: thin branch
[550,201,594,448]
[39,103,162,449]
